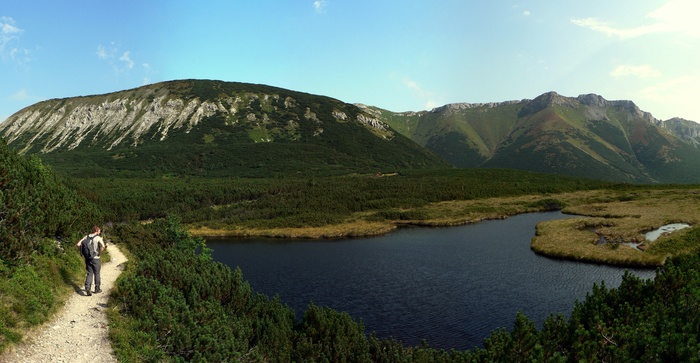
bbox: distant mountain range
[364,92,700,183]
[1,79,699,182]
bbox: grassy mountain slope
[0,80,448,178]
[380,92,700,183]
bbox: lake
[207,211,656,350]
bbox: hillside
[371,92,700,183]
[0,80,449,178]
[3,80,700,182]
[0,139,102,352]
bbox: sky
[2,0,699,123]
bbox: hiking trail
[0,244,128,363]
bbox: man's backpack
[80,235,98,259]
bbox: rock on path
[0,244,128,363]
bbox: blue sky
[2,1,699,123]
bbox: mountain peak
[517,91,577,117]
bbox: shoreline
[189,188,700,269]
[189,210,667,269]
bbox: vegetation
[72,168,612,229]
[533,187,700,267]
[11,80,449,179]
[108,215,700,362]
[0,140,102,352]
[5,131,700,361]
[70,169,700,266]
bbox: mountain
[369,92,700,183]
[0,80,449,177]
[3,80,700,183]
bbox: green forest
[2,139,700,361]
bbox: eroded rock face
[0,94,232,152]
[661,117,700,146]
[0,82,393,153]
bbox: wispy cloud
[402,77,439,110]
[522,10,531,17]
[0,16,22,54]
[119,51,135,70]
[1,16,31,65]
[572,0,700,39]
[610,64,662,79]
[313,1,327,14]
[97,42,138,75]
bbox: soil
[0,244,128,363]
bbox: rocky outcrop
[660,117,700,146]
[0,95,236,153]
[431,100,524,115]
[0,81,392,153]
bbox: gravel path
[0,244,128,363]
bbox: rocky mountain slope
[0,80,448,177]
[370,92,700,183]
[2,80,699,183]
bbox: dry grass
[533,188,700,267]
[190,187,700,267]
[189,221,397,239]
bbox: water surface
[208,212,655,350]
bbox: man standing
[76,226,106,296]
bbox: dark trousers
[85,258,101,290]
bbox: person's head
[92,225,101,234]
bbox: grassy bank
[191,187,700,267]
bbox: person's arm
[76,236,85,249]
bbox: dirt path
[0,244,128,363]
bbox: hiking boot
[94,289,102,294]
[86,289,92,296]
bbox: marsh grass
[533,188,700,266]
[193,187,700,267]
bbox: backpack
[80,235,98,259]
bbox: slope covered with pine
[0,80,449,178]
[0,139,101,352]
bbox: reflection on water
[207,212,656,350]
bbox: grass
[191,187,700,267]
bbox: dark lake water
[207,211,656,350]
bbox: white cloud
[97,43,140,75]
[96,43,118,60]
[313,0,327,14]
[96,45,109,59]
[523,10,531,17]
[637,73,700,120]
[610,64,662,79]
[1,16,21,36]
[0,16,29,61]
[402,77,439,110]
[119,51,134,70]
[648,0,700,38]
[570,17,665,39]
[572,0,700,39]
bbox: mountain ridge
[0,79,449,177]
[372,91,700,183]
[2,80,700,183]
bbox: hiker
[76,226,106,296]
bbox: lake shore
[190,188,700,268]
